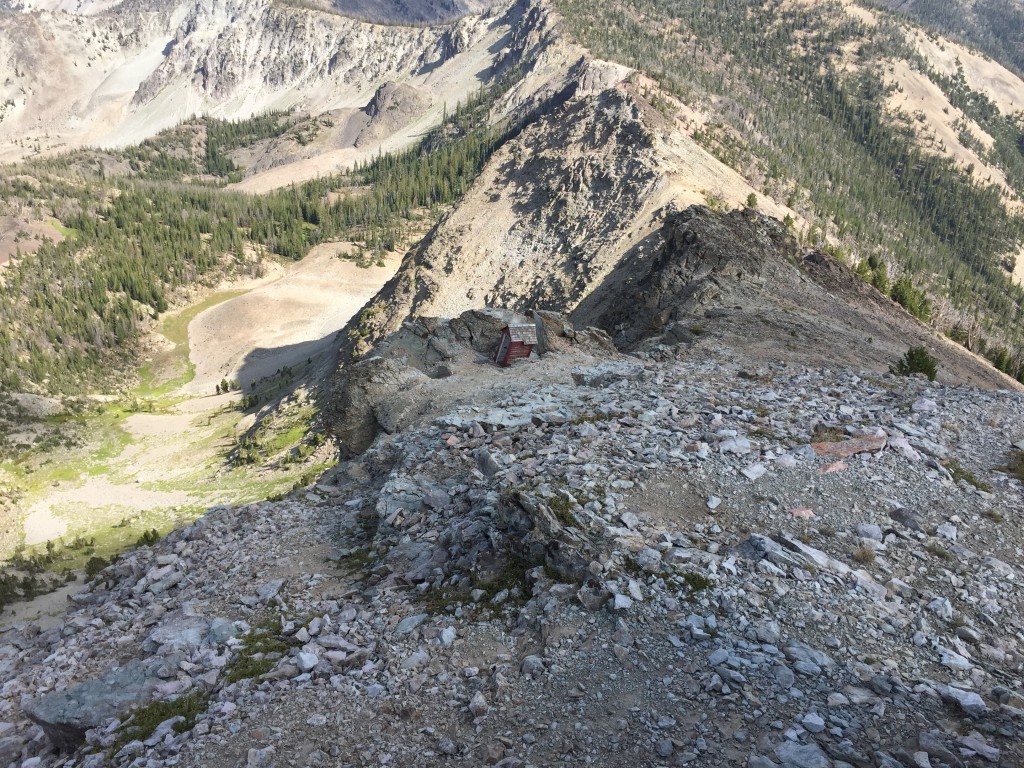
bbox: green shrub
[891,345,938,381]
[111,690,210,754]
[890,274,933,321]
[135,529,160,547]
[85,556,112,580]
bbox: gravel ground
[2,353,1023,768]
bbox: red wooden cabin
[494,324,538,367]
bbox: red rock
[789,507,815,519]
[819,461,849,474]
[811,436,886,458]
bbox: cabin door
[495,334,510,364]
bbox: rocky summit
[2,319,1023,767]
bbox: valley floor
[0,245,401,625]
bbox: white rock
[719,436,752,455]
[928,597,954,621]
[741,463,767,481]
[468,691,488,717]
[613,593,633,611]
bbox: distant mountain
[329,0,502,23]
[0,0,511,161]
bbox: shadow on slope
[232,331,340,399]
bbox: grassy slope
[136,289,249,398]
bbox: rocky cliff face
[0,0,533,159]
[330,83,659,357]
[575,206,1017,391]
[131,0,495,108]
[328,0,503,24]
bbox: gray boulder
[774,740,832,768]
[23,659,163,751]
[144,616,210,653]
[571,360,645,388]
[0,736,23,764]
[331,356,431,455]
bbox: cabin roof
[506,324,538,345]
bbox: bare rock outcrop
[355,82,431,148]
[328,91,1018,440]
[576,205,1020,390]
[330,356,432,455]
[327,84,655,370]
[329,0,504,25]
[329,307,619,453]
[332,309,526,454]
[131,0,498,107]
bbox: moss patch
[547,494,578,527]
[680,571,713,594]
[943,458,992,493]
[224,615,300,684]
[1001,450,1024,484]
[110,690,210,755]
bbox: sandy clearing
[173,391,240,415]
[184,245,402,394]
[233,145,371,194]
[232,104,447,193]
[123,412,197,437]
[22,506,68,548]
[842,1,877,27]
[0,577,84,632]
[0,215,63,263]
[23,478,194,547]
[1011,245,1024,287]
[911,32,1024,117]
[116,411,227,484]
[884,61,1013,194]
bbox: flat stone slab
[811,435,886,459]
[23,659,164,751]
